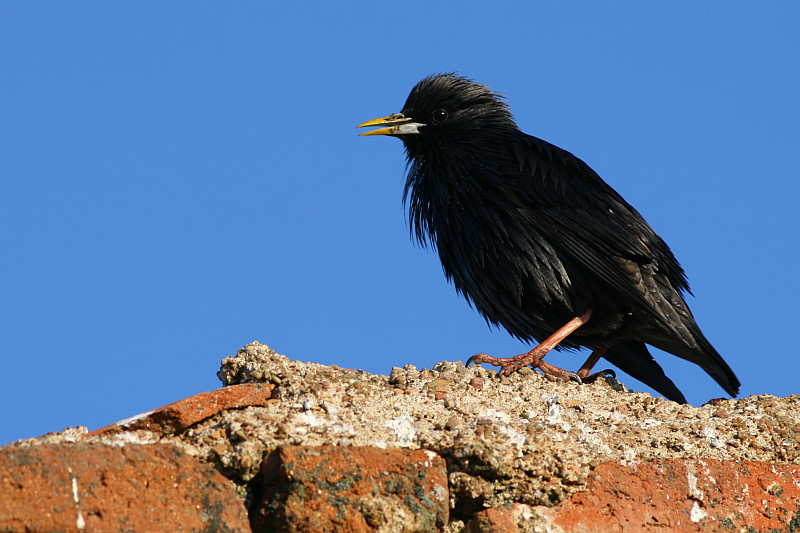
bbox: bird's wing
[500,135,690,324]
[502,137,740,397]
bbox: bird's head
[358,73,518,154]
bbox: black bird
[358,73,739,403]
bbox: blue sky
[2,4,798,445]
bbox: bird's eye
[432,109,449,123]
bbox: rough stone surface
[90,382,275,438]
[252,446,449,532]
[0,441,249,533]
[192,342,800,520]
[5,341,800,532]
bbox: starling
[358,73,739,403]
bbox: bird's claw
[542,370,581,383]
[467,352,582,384]
[566,371,583,384]
[465,355,479,367]
[581,369,616,383]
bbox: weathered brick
[0,442,250,532]
[535,459,800,532]
[252,445,449,532]
[463,503,535,533]
[89,382,274,437]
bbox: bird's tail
[603,341,687,403]
[642,278,740,399]
[651,323,740,399]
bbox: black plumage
[358,73,739,403]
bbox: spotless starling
[358,73,739,403]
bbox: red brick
[89,382,274,437]
[463,503,534,533]
[252,446,449,532]
[536,459,800,532]
[0,442,250,532]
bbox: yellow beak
[357,114,424,136]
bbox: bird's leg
[467,310,592,381]
[576,343,616,383]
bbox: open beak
[357,113,424,136]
